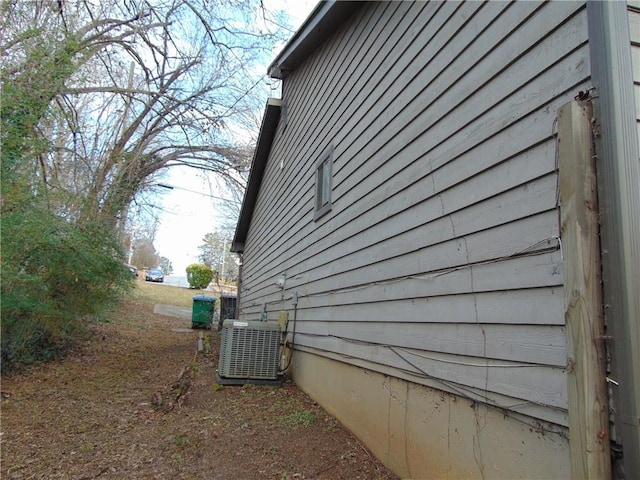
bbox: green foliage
[1,202,133,371]
[173,434,191,448]
[197,230,238,282]
[270,398,316,427]
[285,410,316,427]
[185,263,214,289]
[1,29,82,176]
[197,231,226,268]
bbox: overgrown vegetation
[0,5,133,369]
[0,0,289,370]
[1,202,134,370]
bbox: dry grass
[133,279,236,308]
[1,285,398,480]
[133,280,209,307]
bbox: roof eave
[267,1,364,79]
[231,98,282,254]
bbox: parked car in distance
[124,264,138,277]
[145,268,164,282]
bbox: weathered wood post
[558,100,611,480]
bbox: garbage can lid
[193,295,215,302]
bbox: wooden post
[558,100,611,480]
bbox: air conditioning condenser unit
[217,319,282,385]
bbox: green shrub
[1,204,133,371]
[186,263,214,289]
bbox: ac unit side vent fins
[218,320,281,380]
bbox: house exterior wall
[293,351,571,479]
[238,1,594,477]
[631,3,640,134]
[620,2,640,473]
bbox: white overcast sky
[153,0,317,274]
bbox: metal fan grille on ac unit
[219,320,280,380]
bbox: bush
[1,204,133,371]
[186,263,214,289]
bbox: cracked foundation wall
[293,351,570,479]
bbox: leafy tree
[198,229,238,282]
[198,232,226,270]
[186,263,214,289]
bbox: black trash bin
[217,294,237,330]
[192,295,216,329]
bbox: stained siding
[240,1,591,427]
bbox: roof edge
[268,1,364,79]
[231,98,282,253]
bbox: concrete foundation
[292,351,570,479]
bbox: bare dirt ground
[1,291,398,480]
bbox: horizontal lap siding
[241,1,590,427]
[244,1,414,264]
[630,3,640,146]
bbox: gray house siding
[623,2,640,474]
[240,0,589,432]
[585,1,640,477]
[631,2,640,139]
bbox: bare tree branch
[2,0,290,234]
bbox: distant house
[231,2,639,479]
